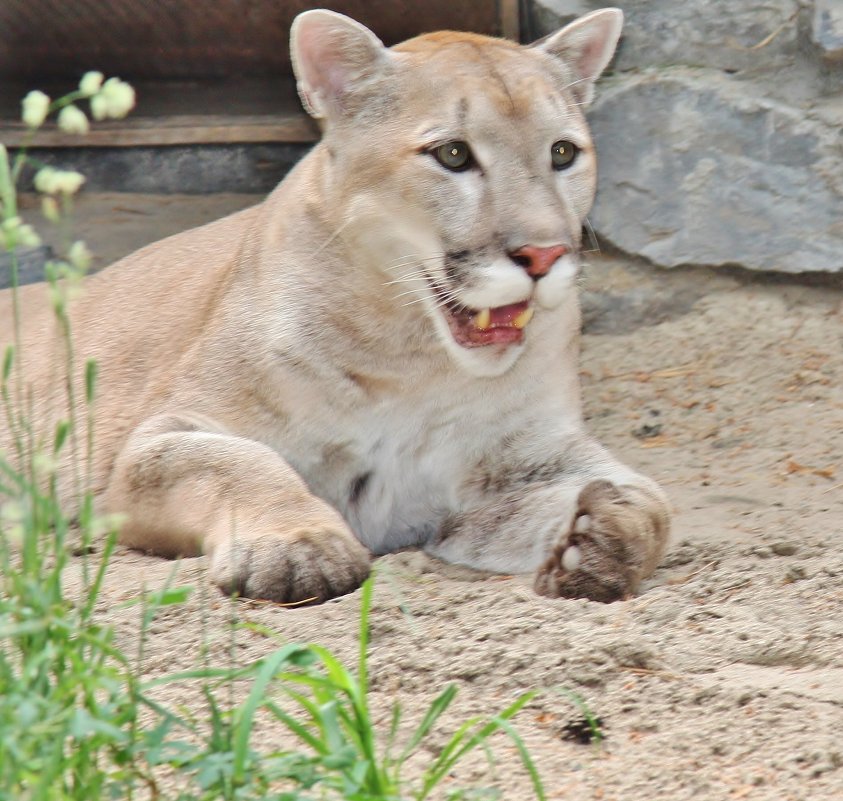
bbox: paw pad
[561,544,582,571]
[573,513,592,534]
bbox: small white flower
[1,216,42,249]
[34,167,85,196]
[0,500,24,523]
[16,222,41,249]
[68,240,92,271]
[91,512,127,538]
[34,166,57,193]
[32,452,57,479]
[90,94,108,121]
[78,71,104,97]
[91,77,135,120]
[53,171,85,195]
[21,90,51,128]
[57,104,90,135]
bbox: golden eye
[551,140,579,170]
[432,141,474,171]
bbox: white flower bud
[57,104,90,135]
[90,93,107,121]
[0,216,41,249]
[0,500,24,523]
[68,240,92,271]
[34,166,86,196]
[34,167,58,193]
[53,170,85,195]
[98,77,136,119]
[21,90,51,128]
[78,71,104,97]
[17,222,41,249]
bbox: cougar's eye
[432,141,474,172]
[551,140,579,170]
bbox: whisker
[401,295,435,308]
[384,255,444,272]
[583,218,601,255]
[312,216,359,258]
[382,271,430,286]
[392,287,431,300]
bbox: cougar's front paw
[210,527,371,605]
[534,480,644,603]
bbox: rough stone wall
[529,1,843,273]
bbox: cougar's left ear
[290,10,392,120]
[533,8,623,107]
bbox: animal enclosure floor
[46,191,843,799]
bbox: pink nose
[508,244,569,278]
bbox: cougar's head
[291,8,622,377]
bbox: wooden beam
[499,0,521,41]
[0,113,320,148]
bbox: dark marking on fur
[476,453,574,494]
[349,471,371,505]
[443,249,471,284]
[456,96,469,131]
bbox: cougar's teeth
[473,308,491,330]
[512,306,534,330]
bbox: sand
[51,214,843,801]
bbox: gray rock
[588,71,843,273]
[813,0,843,61]
[530,0,801,73]
[0,245,52,289]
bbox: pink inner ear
[576,33,612,82]
[297,24,347,100]
[537,10,622,93]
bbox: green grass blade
[416,715,483,800]
[418,691,537,800]
[231,645,312,781]
[554,687,603,746]
[79,528,117,619]
[263,699,328,755]
[358,574,374,697]
[488,716,546,801]
[1,344,13,384]
[399,683,458,762]
[84,358,98,404]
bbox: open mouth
[432,284,534,348]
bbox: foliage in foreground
[0,77,547,800]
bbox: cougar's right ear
[290,10,392,120]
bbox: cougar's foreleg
[106,412,370,604]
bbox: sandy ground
[46,193,843,800]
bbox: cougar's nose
[507,244,569,279]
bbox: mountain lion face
[293,19,614,377]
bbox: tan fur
[0,9,670,604]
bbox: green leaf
[263,699,327,755]
[84,358,98,404]
[231,644,313,782]
[120,585,193,609]
[53,419,70,453]
[488,716,546,801]
[69,708,128,743]
[2,344,13,383]
[399,683,458,762]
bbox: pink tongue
[488,301,529,327]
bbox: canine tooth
[473,308,491,330]
[512,306,534,329]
